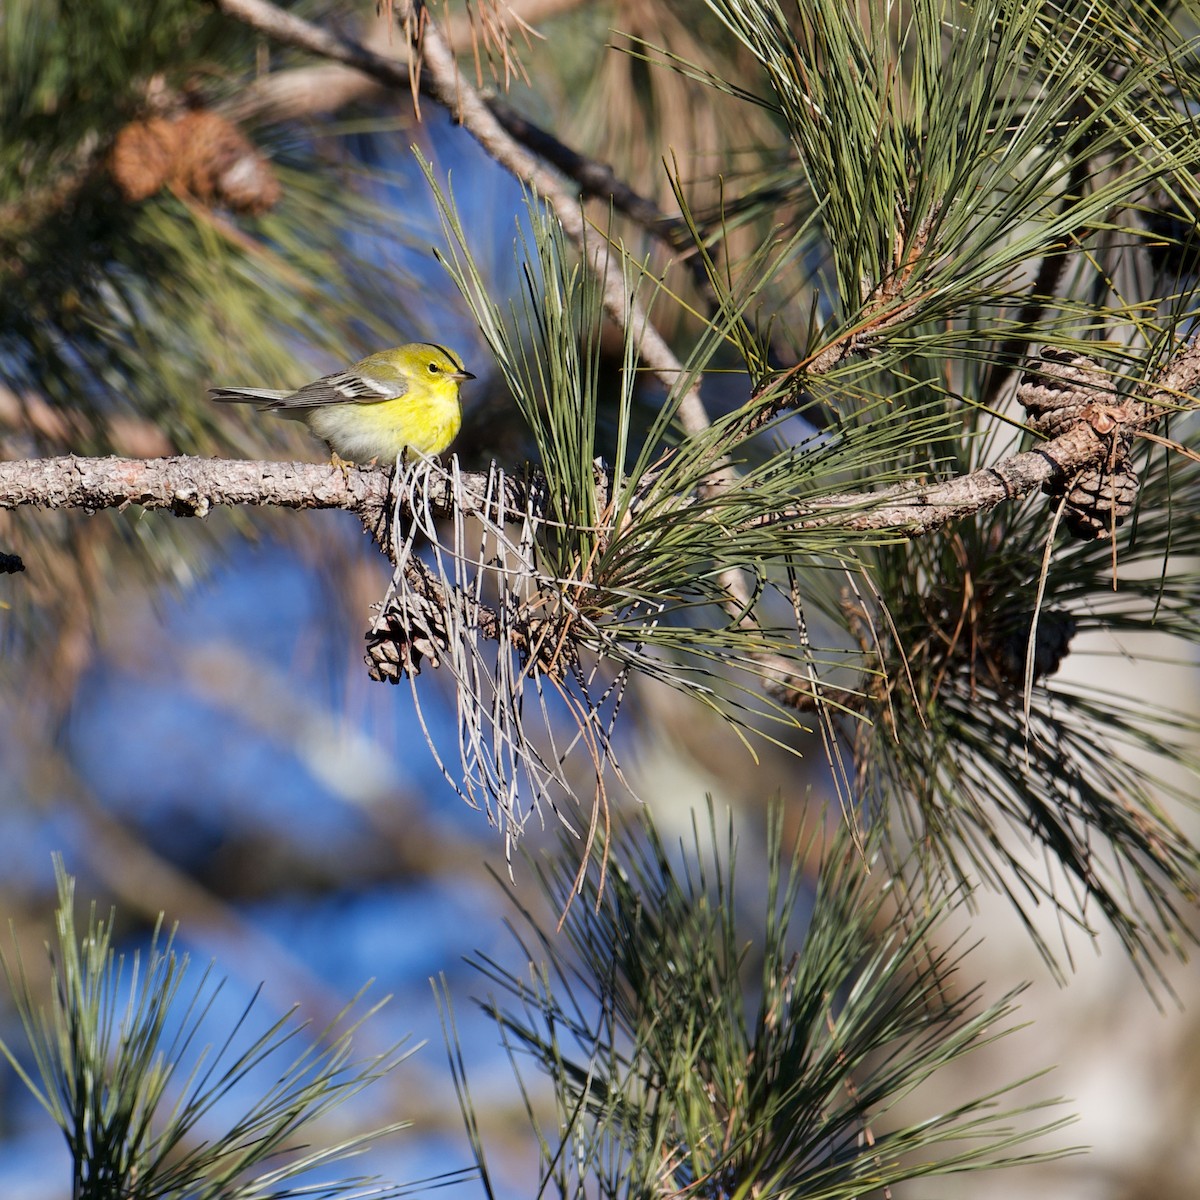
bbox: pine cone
[1016,346,1113,436]
[1017,347,1143,539]
[1062,448,1140,539]
[111,118,180,202]
[366,594,449,683]
[110,110,280,213]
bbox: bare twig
[225,60,676,225]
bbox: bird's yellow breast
[304,380,463,461]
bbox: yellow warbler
[210,342,474,462]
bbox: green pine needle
[0,859,413,1200]
[452,804,1077,1200]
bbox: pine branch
[0,864,413,1199]
[459,806,1076,1200]
[2,334,1193,540]
[0,453,533,533]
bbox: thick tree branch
[0,454,538,545]
[0,454,391,520]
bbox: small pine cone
[111,117,180,202]
[1016,346,1113,435]
[1019,347,1144,538]
[365,628,409,684]
[365,595,449,683]
[1061,444,1140,539]
[172,110,281,214]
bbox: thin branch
[794,337,1200,530]
[413,1,711,436]
[480,91,697,252]
[223,64,701,270]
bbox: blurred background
[1,2,1198,1198]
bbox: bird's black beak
[452,369,477,381]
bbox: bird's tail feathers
[209,387,291,404]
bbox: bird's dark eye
[427,362,441,374]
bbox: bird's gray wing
[264,369,408,409]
